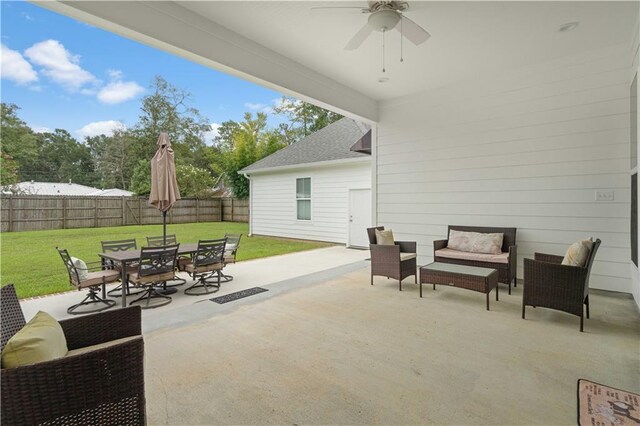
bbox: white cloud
[97,81,144,104]
[24,39,97,91]
[77,120,125,139]
[272,97,300,111]
[106,69,123,80]
[31,125,51,134]
[1,44,38,85]
[203,123,221,145]
[245,101,278,114]
[244,102,266,111]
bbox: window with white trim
[296,177,311,220]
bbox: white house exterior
[240,118,372,247]
[35,2,640,305]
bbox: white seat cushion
[75,269,120,288]
[66,336,139,357]
[435,248,509,264]
[400,252,417,261]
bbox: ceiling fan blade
[397,15,430,45]
[310,6,369,15]
[344,23,374,50]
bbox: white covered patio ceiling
[37,1,637,122]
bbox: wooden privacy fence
[0,196,249,232]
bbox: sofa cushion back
[448,225,517,253]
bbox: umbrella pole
[157,209,178,296]
[163,210,167,245]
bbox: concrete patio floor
[19,245,369,328]
[145,269,638,424]
[18,247,640,424]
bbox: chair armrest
[59,306,141,350]
[534,252,564,264]
[509,244,517,269]
[370,244,401,262]
[75,260,107,272]
[433,239,448,252]
[395,241,416,253]
[524,258,587,292]
[1,337,145,425]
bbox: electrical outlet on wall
[595,190,615,201]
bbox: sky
[0,1,288,144]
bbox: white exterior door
[348,189,371,248]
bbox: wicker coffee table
[419,262,499,310]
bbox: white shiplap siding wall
[377,44,631,293]
[631,12,640,307]
[250,161,371,243]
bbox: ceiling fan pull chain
[400,16,404,63]
[382,28,386,73]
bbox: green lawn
[1,222,332,299]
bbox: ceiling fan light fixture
[368,9,401,32]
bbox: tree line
[0,76,342,198]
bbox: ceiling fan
[311,1,430,52]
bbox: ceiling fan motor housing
[368,9,401,32]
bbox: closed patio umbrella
[149,132,180,244]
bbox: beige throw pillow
[375,229,395,246]
[2,311,68,369]
[71,256,89,281]
[561,238,593,267]
[447,230,504,255]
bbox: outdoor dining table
[98,243,199,308]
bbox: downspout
[241,172,252,236]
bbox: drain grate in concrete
[210,287,268,304]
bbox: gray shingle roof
[240,118,370,173]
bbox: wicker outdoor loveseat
[1,284,146,425]
[433,225,518,294]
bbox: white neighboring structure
[8,181,134,197]
[240,118,372,247]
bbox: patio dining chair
[183,238,226,295]
[146,234,187,286]
[101,238,143,297]
[57,248,118,315]
[146,234,178,246]
[128,244,180,309]
[218,233,242,283]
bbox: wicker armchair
[1,284,146,425]
[367,226,417,291]
[522,239,601,332]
